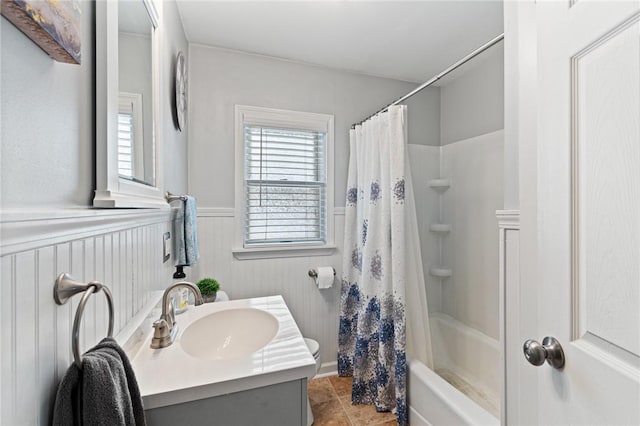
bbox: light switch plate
[163,232,170,263]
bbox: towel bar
[166,191,188,203]
[54,273,115,369]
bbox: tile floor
[307,376,398,426]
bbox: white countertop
[131,295,316,410]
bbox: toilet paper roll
[315,267,334,289]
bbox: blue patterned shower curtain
[338,105,408,425]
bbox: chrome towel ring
[54,273,115,369]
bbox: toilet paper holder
[308,267,336,278]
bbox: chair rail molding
[497,209,520,230]
[0,208,175,256]
[196,207,235,217]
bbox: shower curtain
[338,105,432,426]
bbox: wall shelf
[429,267,452,278]
[429,224,451,234]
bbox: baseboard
[314,361,338,378]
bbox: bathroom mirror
[117,0,154,185]
[94,0,165,207]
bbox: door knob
[523,336,565,369]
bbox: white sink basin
[131,296,318,410]
[180,307,279,360]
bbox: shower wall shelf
[429,267,452,278]
[428,179,451,191]
[428,178,451,279]
[429,224,451,234]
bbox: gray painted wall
[187,45,422,208]
[0,0,189,208]
[440,44,504,145]
[1,3,96,208]
[400,42,504,149]
[404,87,441,146]
[503,3,525,210]
[162,0,189,196]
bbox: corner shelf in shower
[429,267,452,278]
[428,179,451,191]
[428,177,451,279]
[429,224,451,234]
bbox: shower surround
[407,129,504,423]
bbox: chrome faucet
[151,281,204,349]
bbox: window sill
[232,244,337,260]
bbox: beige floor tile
[328,375,353,397]
[310,398,352,426]
[338,396,396,426]
[309,378,338,405]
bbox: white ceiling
[175,1,503,83]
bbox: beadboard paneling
[0,209,175,426]
[191,212,345,366]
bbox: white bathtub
[408,313,500,426]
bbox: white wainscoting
[0,209,176,426]
[191,208,345,369]
[497,209,520,425]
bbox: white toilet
[304,337,321,426]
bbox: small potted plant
[196,277,220,303]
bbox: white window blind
[118,92,144,182]
[117,111,134,178]
[243,125,327,245]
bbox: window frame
[233,105,335,260]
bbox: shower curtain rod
[351,33,505,129]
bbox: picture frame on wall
[1,0,81,64]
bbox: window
[244,125,326,244]
[117,110,135,178]
[117,92,144,181]
[234,106,335,259]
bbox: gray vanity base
[145,378,308,426]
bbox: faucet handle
[152,318,169,336]
[151,319,171,349]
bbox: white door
[523,1,640,424]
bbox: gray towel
[174,195,200,267]
[52,337,146,426]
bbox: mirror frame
[94,0,166,208]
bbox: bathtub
[408,313,500,426]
